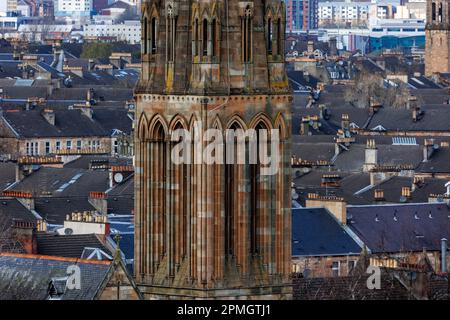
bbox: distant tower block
[425,0,450,76]
[134,0,292,299]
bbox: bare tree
[345,69,411,109]
[0,215,24,254]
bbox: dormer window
[47,277,68,300]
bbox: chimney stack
[62,210,110,236]
[412,176,424,192]
[329,37,337,56]
[341,114,349,133]
[88,191,108,215]
[374,189,385,201]
[401,186,412,199]
[423,139,436,162]
[307,41,314,54]
[300,116,310,135]
[406,95,417,110]
[412,106,423,122]
[12,220,37,254]
[306,193,347,225]
[364,139,378,172]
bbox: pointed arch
[274,112,288,140]
[211,115,224,131]
[249,112,273,131]
[210,2,220,19]
[188,114,199,132]
[138,113,149,140]
[169,114,189,132]
[148,114,169,140]
[226,114,248,130]
[200,6,211,20]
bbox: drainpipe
[441,238,447,273]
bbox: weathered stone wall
[425,29,450,76]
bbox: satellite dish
[114,172,124,184]
[64,228,73,235]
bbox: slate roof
[408,76,442,89]
[347,203,450,253]
[64,156,132,170]
[2,109,108,138]
[0,253,112,300]
[108,214,134,234]
[293,271,411,300]
[333,144,423,172]
[292,208,361,257]
[367,105,450,132]
[0,162,16,191]
[1,86,49,99]
[36,233,113,258]
[417,147,450,174]
[0,198,37,224]
[34,197,96,226]
[291,142,336,163]
[49,87,133,101]
[10,167,109,198]
[92,107,133,135]
[414,89,450,105]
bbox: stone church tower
[425,0,450,76]
[134,0,292,299]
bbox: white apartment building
[395,0,426,20]
[319,2,369,26]
[84,20,141,44]
[0,0,18,16]
[55,0,93,16]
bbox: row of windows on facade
[25,140,102,156]
[142,16,284,62]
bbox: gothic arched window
[438,3,443,22]
[202,18,208,57]
[277,18,282,56]
[151,17,157,54]
[432,2,436,21]
[267,18,273,55]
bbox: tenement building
[134,0,292,299]
[425,0,450,75]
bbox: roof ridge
[0,252,112,265]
